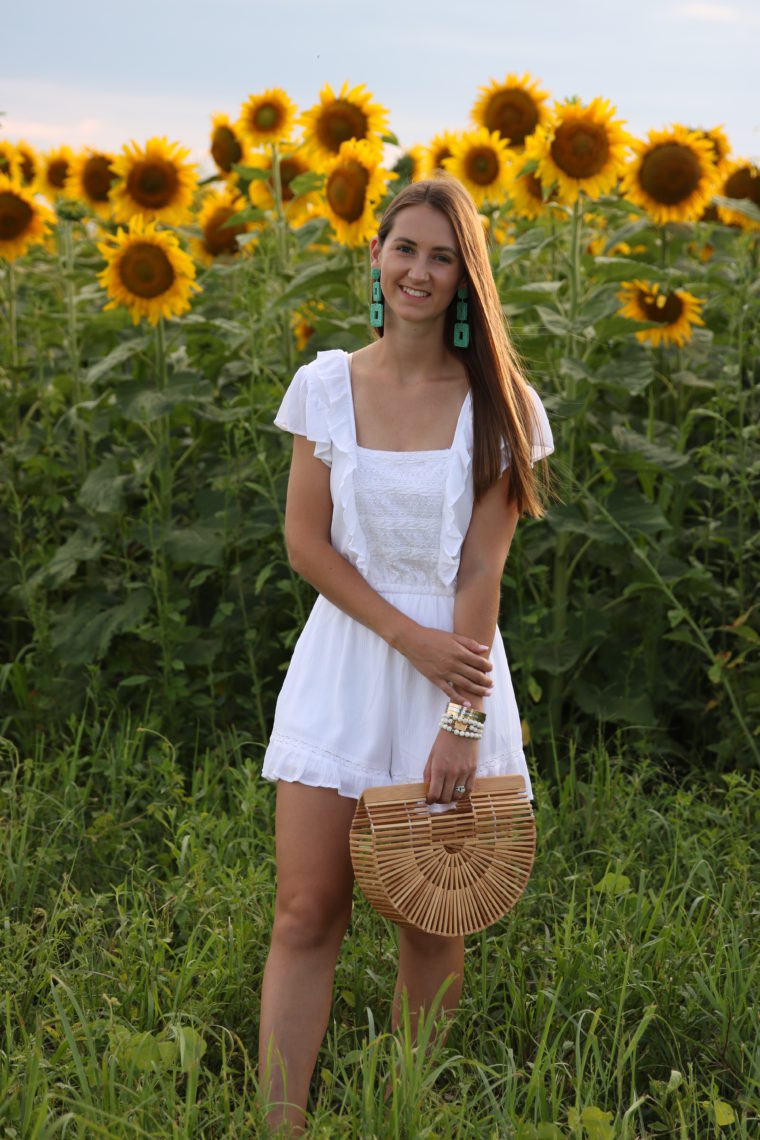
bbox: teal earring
[370,267,384,328]
[454,285,470,348]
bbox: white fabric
[262,349,554,799]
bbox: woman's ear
[369,236,381,266]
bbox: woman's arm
[284,434,494,700]
[423,468,519,802]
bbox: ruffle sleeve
[274,360,332,467]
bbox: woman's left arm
[423,468,519,802]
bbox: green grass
[1,723,757,1137]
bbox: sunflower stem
[62,219,87,481]
[270,142,295,375]
[5,262,20,437]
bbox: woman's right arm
[284,435,493,702]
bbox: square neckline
[345,352,470,456]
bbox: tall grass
[1,724,757,1135]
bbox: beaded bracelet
[439,702,486,739]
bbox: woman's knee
[272,884,353,951]
[399,927,464,960]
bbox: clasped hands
[400,624,492,804]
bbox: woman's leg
[258,781,357,1134]
[392,927,464,1034]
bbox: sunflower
[191,188,252,265]
[471,72,550,147]
[419,131,461,180]
[300,82,389,167]
[210,112,248,177]
[0,174,55,262]
[66,149,117,217]
[0,142,20,182]
[533,98,630,204]
[507,137,559,219]
[37,146,75,200]
[621,125,718,225]
[238,88,297,149]
[443,128,512,208]
[247,149,321,224]
[618,280,704,347]
[110,137,197,226]
[392,145,426,184]
[315,138,389,247]
[690,125,731,180]
[15,141,38,186]
[716,159,760,229]
[97,216,200,326]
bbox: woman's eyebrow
[392,235,458,255]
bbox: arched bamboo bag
[349,775,535,937]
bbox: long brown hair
[375,177,548,516]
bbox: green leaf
[591,256,669,284]
[700,1099,736,1127]
[535,305,570,334]
[579,1105,615,1139]
[289,171,326,197]
[594,871,631,895]
[85,336,150,385]
[165,523,226,567]
[40,527,104,588]
[174,1025,206,1072]
[77,458,129,513]
[712,194,760,224]
[50,589,152,665]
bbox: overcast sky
[3,0,758,172]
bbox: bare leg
[392,927,464,1035]
[258,782,357,1134]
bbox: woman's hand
[423,730,478,804]
[398,624,493,702]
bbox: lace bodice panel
[352,447,453,594]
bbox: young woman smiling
[258,176,553,1132]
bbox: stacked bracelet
[439,702,486,739]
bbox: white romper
[262,349,554,800]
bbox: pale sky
[3,0,759,171]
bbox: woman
[258,176,553,1131]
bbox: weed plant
[0,724,757,1136]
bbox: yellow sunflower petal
[97,216,200,326]
[66,149,117,218]
[690,125,732,180]
[471,71,550,147]
[110,137,198,226]
[617,279,704,347]
[534,97,630,204]
[314,137,389,247]
[621,124,719,225]
[0,174,56,262]
[506,135,560,219]
[443,127,512,208]
[300,82,389,168]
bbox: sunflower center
[0,191,33,240]
[211,126,242,173]
[280,157,306,202]
[126,160,180,209]
[84,155,116,202]
[639,143,701,205]
[47,159,69,189]
[20,153,36,184]
[465,147,499,186]
[637,288,683,325]
[485,90,539,145]
[203,207,245,256]
[432,147,452,169]
[550,121,610,179]
[0,153,12,176]
[318,100,369,153]
[724,165,760,208]
[119,241,175,298]
[326,160,369,222]
[525,172,545,202]
[253,103,282,132]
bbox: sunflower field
[1,76,759,1136]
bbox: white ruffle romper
[262,349,554,800]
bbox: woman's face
[371,204,464,329]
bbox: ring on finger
[454,784,467,795]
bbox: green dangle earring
[453,285,470,348]
[370,267,384,328]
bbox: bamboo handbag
[349,775,535,937]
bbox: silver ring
[454,784,467,795]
